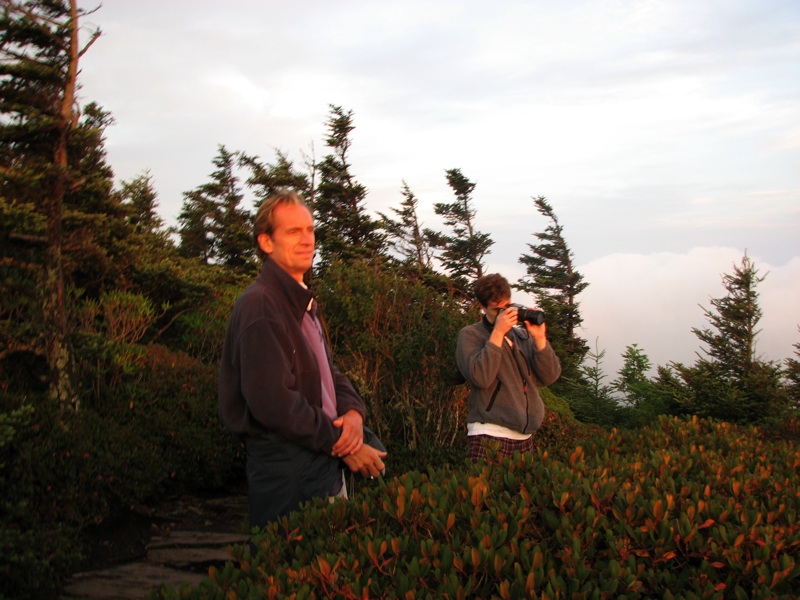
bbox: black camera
[511,304,545,325]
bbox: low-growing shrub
[0,342,243,599]
[152,416,800,599]
[0,404,82,600]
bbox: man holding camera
[456,273,562,462]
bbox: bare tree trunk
[42,0,82,410]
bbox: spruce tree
[240,149,310,207]
[784,332,800,412]
[119,171,165,237]
[313,105,384,270]
[674,253,788,423]
[430,168,493,290]
[0,0,100,409]
[177,145,254,272]
[517,196,588,382]
[378,181,434,272]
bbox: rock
[60,494,249,599]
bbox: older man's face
[257,203,315,282]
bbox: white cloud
[72,0,800,379]
[578,248,800,378]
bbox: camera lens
[515,306,545,325]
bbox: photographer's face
[483,297,511,324]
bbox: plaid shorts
[468,434,533,463]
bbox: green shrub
[1,341,243,599]
[151,416,800,599]
[0,403,82,600]
[317,258,472,451]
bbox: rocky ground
[61,489,249,600]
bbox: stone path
[61,495,249,600]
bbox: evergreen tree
[0,0,100,409]
[62,103,142,297]
[429,168,493,290]
[612,344,652,408]
[517,196,589,382]
[783,331,800,412]
[119,171,165,236]
[378,181,434,272]
[610,344,680,427]
[177,145,254,271]
[562,340,619,427]
[177,188,215,263]
[673,253,788,423]
[314,105,384,269]
[240,149,310,206]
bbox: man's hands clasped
[332,409,387,478]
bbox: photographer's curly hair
[252,189,309,260]
[473,273,511,307]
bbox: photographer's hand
[489,305,517,347]
[524,313,548,350]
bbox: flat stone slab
[147,531,248,567]
[61,562,206,599]
[148,530,248,549]
[61,530,249,599]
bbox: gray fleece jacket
[456,318,561,435]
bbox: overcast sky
[76,0,799,377]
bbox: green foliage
[675,254,789,424]
[153,416,800,599]
[378,180,436,272]
[316,258,472,449]
[560,341,622,428]
[0,402,82,600]
[177,145,255,272]
[0,342,243,599]
[0,0,105,409]
[784,335,800,412]
[313,104,385,269]
[428,168,493,290]
[240,149,311,204]
[517,196,589,382]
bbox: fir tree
[119,171,165,237]
[240,149,310,207]
[429,168,493,290]
[673,253,788,423]
[177,145,254,272]
[378,181,434,272]
[517,196,588,382]
[313,105,384,270]
[0,0,101,409]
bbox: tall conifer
[313,105,384,271]
[517,196,588,382]
[430,168,493,290]
[0,0,100,409]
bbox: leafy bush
[0,403,82,600]
[316,258,473,450]
[0,341,243,599]
[152,416,800,599]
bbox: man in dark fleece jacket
[456,273,561,462]
[218,190,386,529]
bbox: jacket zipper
[486,381,502,412]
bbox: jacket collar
[258,259,314,322]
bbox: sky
[75,0,799,378]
